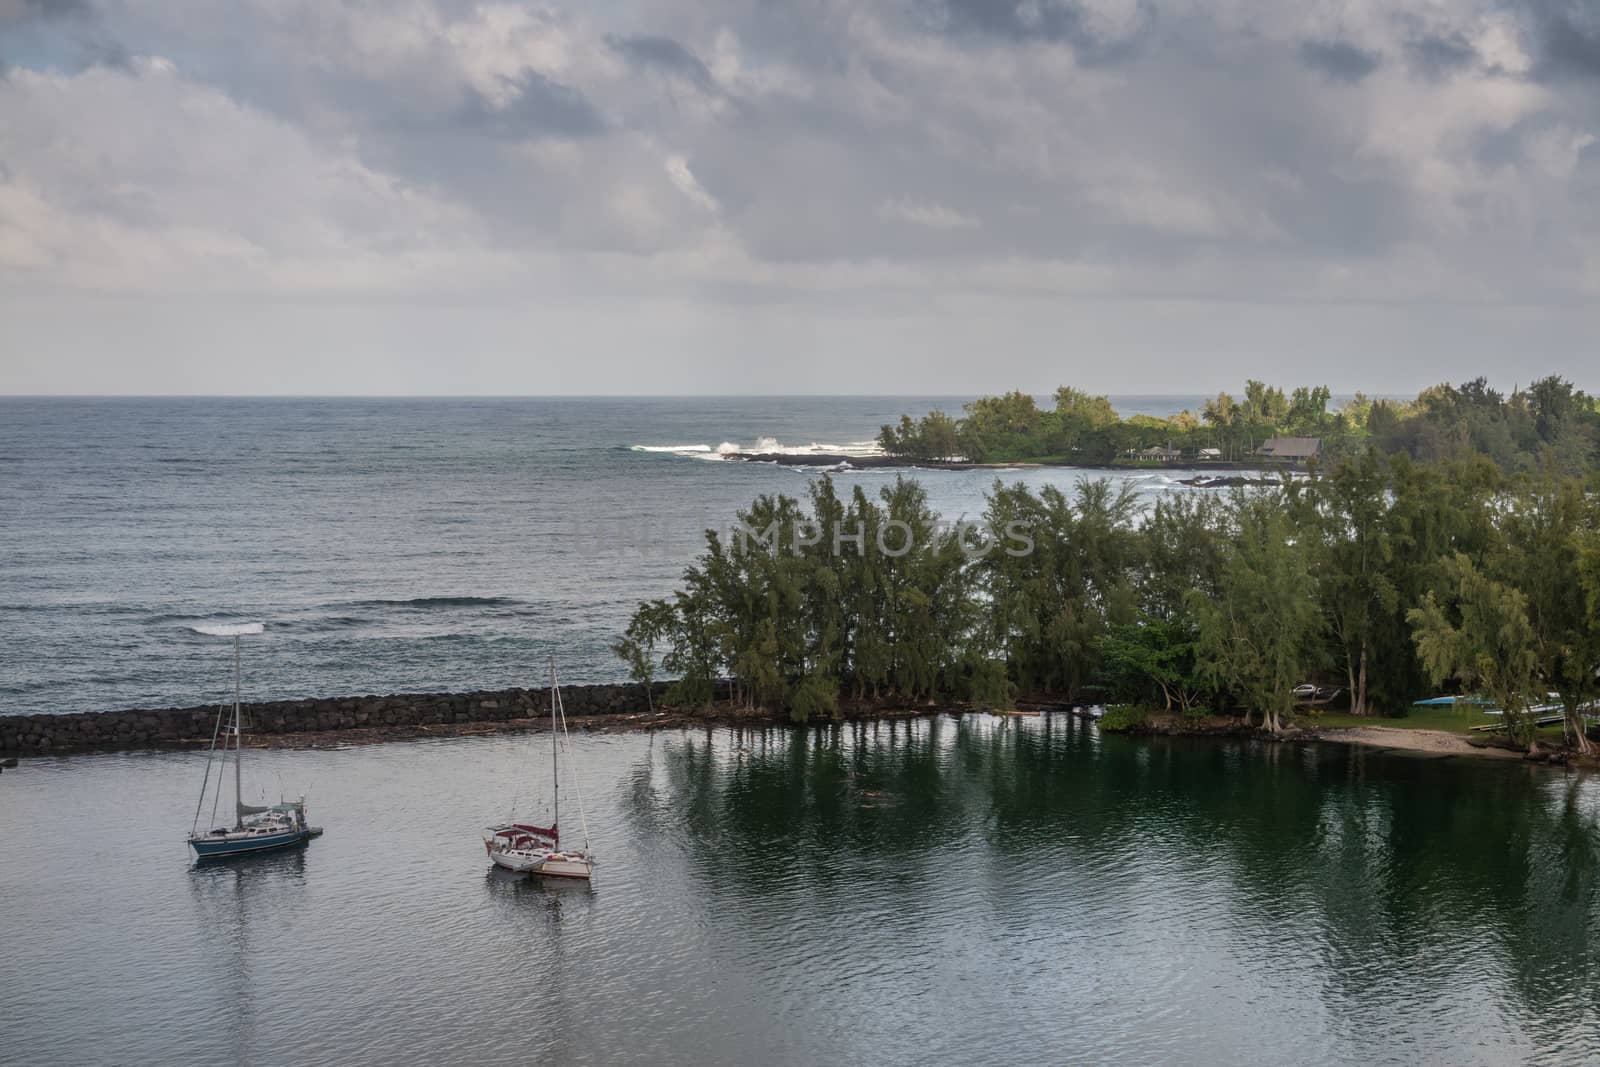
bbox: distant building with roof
[1254,437,1322,464]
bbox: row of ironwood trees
[614,452,1600,752]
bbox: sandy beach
[1318,725,1524,760]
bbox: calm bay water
[1,396,1208,716]
[4,717,1599,1064]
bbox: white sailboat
[483,659,594,879]
[186,622,321,859]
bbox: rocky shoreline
[726,452,1290,474]
[727,451,975,469]
[2,689,1572,766]
[0,682,694,757]
[2,682,1113,758]
[0,683,988,757]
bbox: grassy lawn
[1307,705,1570,742]
[1309,706,1508,735]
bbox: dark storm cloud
[921,0,1152,65]
[1404,32,1478,78]
[1532,1,1600,79]
[457,73,607,139]
[1298,39,1382,82]
[605,33,716,91]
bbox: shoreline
[2,695,1569,767]
[726,451,1297,481]
[1314,725,1528,762]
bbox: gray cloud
[1404,32,1478,77]
[918,0,1153,64]
[605,33,716,91]
[1299,39,1382,82]
[455,74,607,140]
[21,0,90,19]
[2,0,1599,395]
[1534,1,1600,79]
[1,0,127,72]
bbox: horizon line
[0,389,1439,401]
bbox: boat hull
[189,828,318,859]
[489,849,547,873]
[537,854,593,880]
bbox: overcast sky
[1,0,1597,396]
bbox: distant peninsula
[871,377,1599,473]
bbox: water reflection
[483,866,597,906]
[11,721,1600,1064]
[636,713,1600,1061]
[185,848,310,1063]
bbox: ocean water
[1,396,1208,716]
[7,398,1599,1067]
[3,717,1598,1065]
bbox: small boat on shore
[186,623,322,860]
[483,659,594,880]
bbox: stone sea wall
[0,681,714,757]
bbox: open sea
[4,397,1600,1065]
[0,395,1207,717]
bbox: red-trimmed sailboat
[483,659,594,879]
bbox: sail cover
[237,801,272,817]
[192,622,265,637]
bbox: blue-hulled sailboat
[186,623,321,860]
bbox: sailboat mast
[233,633,243,828]
[550,658,559,834]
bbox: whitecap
[633,437,886,460]
[191,622,265,637]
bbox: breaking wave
[631,437,884,460]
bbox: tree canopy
[619,456,1600,751]
[878,376,1600,471]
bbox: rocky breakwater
[1,681,694,757]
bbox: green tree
[1498,472,1600,754]
[1097,615,1211,713]
[1190,492,1323,734]
[920,410,961,460]
[1409,553,1541,747]
[612,598,675,711]
[1138,492,1229,620]
[978,479,1139,698]
[1298,449,1393,715]
[959,391,1043,461]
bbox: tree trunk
[1355,645,1369,717]
[1565,702,1593,757]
